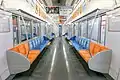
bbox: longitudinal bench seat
[10,42,40,64]
[79,42,108,62]
[6,36,50,74]
[70,36,90,50]
[69,36,112,73]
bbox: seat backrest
[89,42,109,56]
[17,44,27,56]
[10,42,30,56]
[43,36,49,41]
[32,40,36,48]
[35,38,38,46]
[79,38,82,44]
[100,45,108,51]
[89,42,95,55]
[37,38,40,44]
[82,38,86,48]
[24,42,30,54]
[40,36,44,43]
[80,38,84,46]
[92,43,101,56]
[10,46,20,53]
[29,40,34,50]
[84,39,90,49]
[76,37,79,43]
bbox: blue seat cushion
[29,36,50,51]
[39,41,49,51]
[72,41,83,51]
[34,40,49,51]
[43,36,50,41]
[29,41,34,50]
[79,38,90,50]
[70,36,76,41]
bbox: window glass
[33,22,39,37]
[74,23,79,37]
[81,20,87,37]
[21,20,32,41]
[88,19,92,38]
[88,18,100,41]
[78,22,81,37]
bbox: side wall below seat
[6,50,30,74]
[88,50,112,73]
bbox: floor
[12,37,108,80]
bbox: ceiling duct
[58,0,60,3]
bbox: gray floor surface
[11,37,108,80]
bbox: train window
[77,23,79,37]
[74,23,79,37]
[37,23,41,36]
[45,23,47,35]
[69,25,72,38]
[46,24,50,38]
[47,25,51,38]
[41,22,46,36]
[39,22,41,36]
[88,19,92,38]
[68,26,70,38]
[21,20,32,41]
[81,20,87,37]
[78,22,81,37]
[72,23,75,37]
[33,22,39,37]
[88,18,100,41]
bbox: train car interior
[0,0,120,80]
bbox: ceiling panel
[52,0,66,6]
[41,0,77,6]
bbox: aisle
[12,37,107,80]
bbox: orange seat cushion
[9,41,41,64]
[79,42,109,62]
[29,50,40,54]
[100,46,108,51]
[10,46,20,53]
[18,44,26,56]
[84,57,91,62]
[79,50,91,62]
[92,44,101,56]
[89,42,95,54]
[24,43,30,54]
[28,50,40,63]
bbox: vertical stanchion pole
[21,16,29,40]
[31,20,34,38]
[17,16,21,43]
